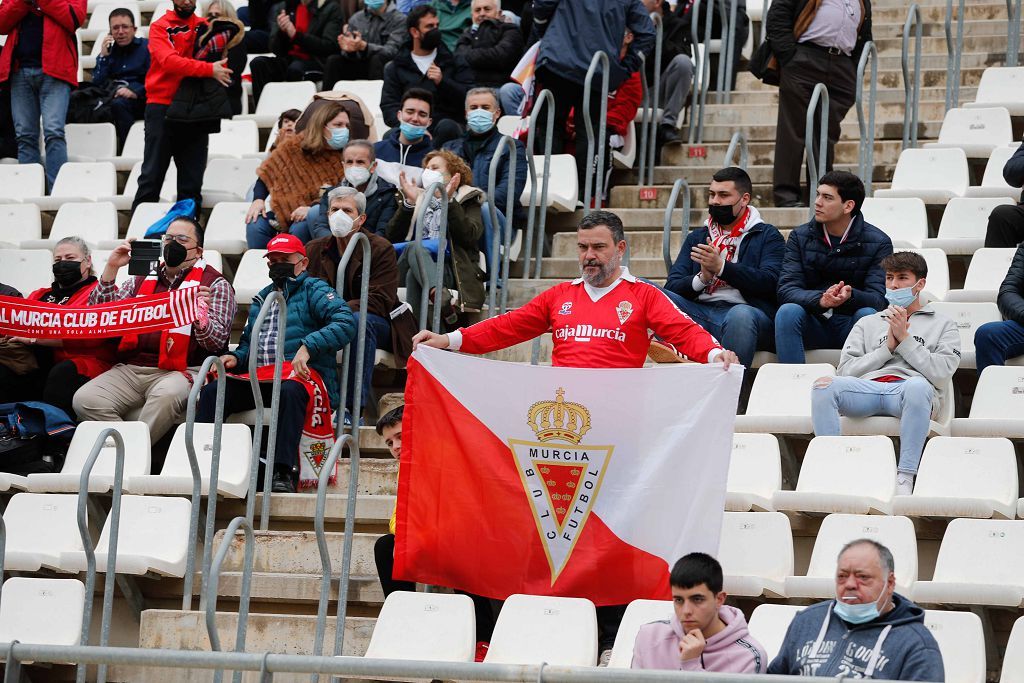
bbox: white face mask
[420,168,446,190]
[329,210,356,238]
[345,166,371,187]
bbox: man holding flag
[411,209,739,662]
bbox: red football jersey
[454,270,722,368]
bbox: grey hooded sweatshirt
[837,304,961,414]
[767,595,944,680]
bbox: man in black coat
[455,0,524,113]
[642,0,693,146]
[984,141,1024,248]
[380,4,473,149]
[308,139,398,240]
[774,171,892,363]
[975,245,1024,372]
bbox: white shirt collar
[572,266,635,302]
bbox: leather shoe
[657,123,681,145]
[271,469,296,493]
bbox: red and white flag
[394,346,742,606]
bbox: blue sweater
[443,127,527,224]
[92,36,149,98]
[231,272,355,409]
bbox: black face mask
[269,262,297,289]
[173,4,195,18]
[708,203,739,226]
[420,28,442,50]
[52,260,83,289]
[163,240,190,268]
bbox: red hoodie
[144,9,214,106]
[0,0,86,87]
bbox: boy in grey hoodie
[768,539,944,679]
[631,553,767,672]
[810,251,961,495]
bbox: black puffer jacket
[777,213,892,316]
[998,245,1024,324]
[766,0,872,66]
[455,18,525,88]
[380,43,474,126]
[268,0,344,67]
[1001,141,1024,203]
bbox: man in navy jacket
[91,8,149,145]
[664,166,784,368]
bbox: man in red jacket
[0,0,85,189]
[131,0,232,212]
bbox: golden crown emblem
[527,387,592,445]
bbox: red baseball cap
[266,233,306,256]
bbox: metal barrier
[687,0,715,144]
[185,355,226,612]
[1008,0,1022,66]
[856,41,878,194]
[944,0,965,111]
[718,0,739,103]
[311,433,357,678]
[75,428,126,683]
[334,231,372,435]
[637,53,652,189]
[243,290,286,530]
[582,51,610,213]
[411,182,450,332]
[902,4,923,150]
[522,88,554,280]
[724,131,748,168]
[204,515,254,683]
[805,83,830,222]
[487,135,519,316]
[643,12,664,185]
[661,178,691,274]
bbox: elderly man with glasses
[73,217,237,444]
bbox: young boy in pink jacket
[631,552,767,672]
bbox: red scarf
[704,207,751,294]
[118,260,207,372]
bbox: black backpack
[66,83,120,125]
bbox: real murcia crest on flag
[508,387,612,585]
[616,300,634,324]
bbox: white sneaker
[598,649,612,667]
[896,473,915,496]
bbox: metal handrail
[334,231,371,435]
[644,12,663,184]
[759,0,770,43]
[662,178,691,274]
[204,516,254,683]
[724,131,748,168]
[243,290,286,530]
[637,52,652,189]
[1008,0,1022,66]
[582,51,610,213]
[487,135,518,316]
[185,355,226,612]
[902,4,923,150]
[944,0,965,111]
[75,428,126,683]
[719,0,739,103]
[522,88,554,280]
[412,182,449,332]
[687,0,716,145]
[856,41,878,194]
[805,83,830,222]
[311,433,357,676]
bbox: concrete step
[660,138,908,167]
[543,207,812,231]
[870,18,1019,37]
[216,493,393,528]
[731,62,990,91]
[692,118,935,144]
[214,529,381,576]
[869,3,1016,22]
[620,163,886,186]
[699,85,977,107]
[693,99,973,126]
[609,182,892,210]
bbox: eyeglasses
[162,234,194,246]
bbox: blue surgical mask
[364,0,384,9]
[884,284,918,308]
[327,127,350,150]
[833,595,882,624]
[467,108,495,134]
[399,121,427,142]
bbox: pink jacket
[630,605,768,673]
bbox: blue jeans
[345,311,391,414]
[662,292,773,368]
[811,376,934,474]
[499,82,526,116]
[10,66,70,189]
[246,214,277,248]
[289,204,323,243]
[975,320,1024,374]
[774,302,877,364]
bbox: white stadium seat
[873,148,969,205]
[0,249,55,295]
[944,247,1016,303]
[1002,616,1024,683]
[952,366,1024,438]
[893,437,1017,520]
[235,80,317,127]
[718,511,792,598]
[26,421,151,493]
[860,197,928,247]
[928,302,1001,369]
[233,249,270,305]
[0,163,44,202]
[22,201,117,250]
[519,154,579,213]
[724,433,780,512]
[484,594,598,666]
[912,518,1024,607]
[964,145,1022,200]
[747,604,802,662]
[66,123,117,162]
[28,161,117,210]
[208,119,261,159]
[333,79,384,117]
[924,610,986,683]
[924,106,1014,158]
[612,120,637,170]
[202,158,260,207]
[906,248,950,302]
[115,160,177,209]
[364,591,476,662]
[773,436,896,515]
[923,197,1015,254]
[0,204,42,247]
[204,202,251,255]
[112,202,175,246]
[606,599,674,669]
[966,67,1024,115]
[734,363,835,435]
[785,513,918,599]
[125,423,252,498]
[107,120,146,171]
[3,493,82,571]
[0,577,86,646]
[497,115,523,137]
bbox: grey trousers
[660,54,695,128]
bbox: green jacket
[432,0,472,52]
